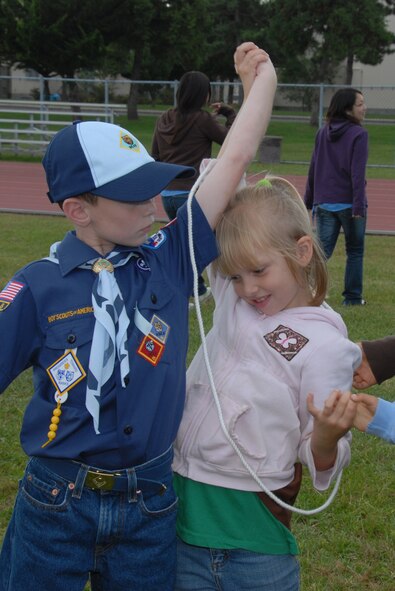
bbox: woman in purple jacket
[304,88,368,306]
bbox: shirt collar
[56,231,140,276]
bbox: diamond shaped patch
[264,324,309,361]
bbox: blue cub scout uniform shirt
[0,199,217,470]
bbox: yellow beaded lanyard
[42,402,62,447]
[42,349,86,448]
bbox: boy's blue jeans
[176,537,300,591]
[0,448,177,591]
[315,206,366,304]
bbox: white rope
[186,167,343,515]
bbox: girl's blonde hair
[214,176,328,306]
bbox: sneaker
[342,299,367,306]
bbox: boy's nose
[146,198,157,214]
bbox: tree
[99,0,213,119]
[261,0,395,123]
[198,0,268,102]
[0,0,214,118]
[0,0,108,100]
[263,0,394,84]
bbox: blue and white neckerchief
[47,242,138,434]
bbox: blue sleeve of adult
[366,399,395,444]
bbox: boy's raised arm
[195,42,277,229]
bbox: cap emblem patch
[120,132,140,152]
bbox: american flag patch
[0,280,25,302]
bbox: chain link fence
[1,74,394,166]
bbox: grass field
[0,211,394,590]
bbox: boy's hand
[352,343,377,389]
[350,393,378,432]
[233,42,271,97]
[307,390,357,471]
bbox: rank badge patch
[264,325,309,361]
[47,350,86,393]
[150,314,170,344]
[137,335,164,366]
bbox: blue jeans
[176,538,300,591]
[162,193,207,296]
[0,449,177,591]
[315,206,366,304]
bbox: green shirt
[174,474,299,555]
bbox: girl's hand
[307,390,357,470]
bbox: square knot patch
[264,324,309,361]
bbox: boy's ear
[62,198,91,227]
[296,235,313,267]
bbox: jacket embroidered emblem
[264,324,309,361]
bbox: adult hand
[211,102,222,115]
[350,393,378,432]
[210,102,234,117]
[352,343,377,389]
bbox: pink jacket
[173,266,362,492]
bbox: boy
[0,43,276,590]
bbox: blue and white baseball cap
[43,121,195,203]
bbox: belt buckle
[85,470,115,491]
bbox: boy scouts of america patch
[263,325,309,361]
[144,230,167,249]
[0,280,25,311]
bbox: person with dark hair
[151,71,236,303]
[304,88,368,306]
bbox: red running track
[0,161,394,234]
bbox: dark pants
[315,206,366,304]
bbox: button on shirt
[0,198,217,469]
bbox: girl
[173,177,362,591]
